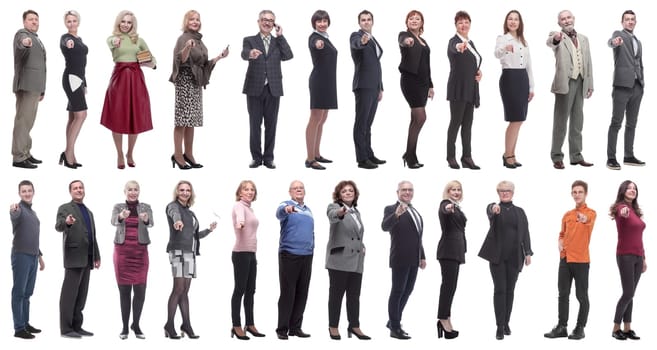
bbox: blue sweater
[276,200,314,255]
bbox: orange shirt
[559,204,596,263]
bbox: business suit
[436,199,467,320]
[241,33,293,165]
[381,202,425,330]
[325,203,365,328]
[607,29,644,161]
[350,30,383,163]
[546,30,593,163]
[12,28,46,163]
[55,201,100,335]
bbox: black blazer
[350,30,383,91]
[398,31,433,88]
[55,201,100,269]
[478,202,533,271]
[381,202,425,267]
[241,33,293,97]
[437,199,467,263]
[446,34,481,107]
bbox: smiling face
[69,181,85,203]
[622,13,636,32]
[240,182,256,203]
[497,187,514,203]
[407,13,423,33]
[455,18,470,37]
[124,183,140,202]
[558,10,575,32]
[64,14,79,33]
[23,13,39,33]
[397,182,414,204]
[339,185,355,206]
[176,183,192,204]
[289,181,306,203]
[571,185,587,207]
[19,184,34,204]
[258,12,275,35]
[359,13,373,33]
[624,182,637,202]
[119,14,133,33]
[506,11,520,33]
[186,12,201,32]
[315,18,329,33]
[448,185,462,202]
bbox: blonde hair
[113,10,139,44]
[64,10,80,23]
[235,180,258,201]
[181,10,201,31]
[173,180,195,207]
[496,180,515,192]
[442,180,463,201]
[124,180,140,193]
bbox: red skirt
[100,62,153,134]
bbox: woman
[399,10,434,169]
[59,10,88,169]
[478,180,532,340]
[164,180,217,339]
[305,10,336,170]
[100,10,155,169]
[111,180,153,339]
[610,180,646,340]
[325,181,370,340]
[170,10,228,169]
[495,10,534,169]
[436,180,465,339]
[446,11,482,170]
[230,180,265,340]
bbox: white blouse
[494,33,534,92]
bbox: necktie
[407,204,422,233]
[566,31,578,48]
[263,36,270,55]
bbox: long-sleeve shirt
[10,201,41,256]
[614,203,645,257]
[494,33,534,92]
[232,200,258,252]
[559,204,596,263]
[276,200,314,255]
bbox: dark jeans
[60,266,91,334]
[231,251,257,326]
[328,269,363,328]
[388,265,418,328]
[277,251,312,333]
[438,259,460,319]
[489,260,519,326]
[11,252,38,331]
[558,258,589,327]
[614,254,643,324]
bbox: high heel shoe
[244,326,266,337]
[511,155,522,167]
[180,325,199,339]
[163,325,181,339]
[328,328,341,340]
[59,152,78,169]
[402,155,423,169]
[447,158,460,169]
[231,327,250,340]
[183,154,203,168]
[502,155,517,169]
[131,323,145,339]
[437,320,459,339]
[461,157,481,170]
[347,327,371,340]
[171,155,192,170]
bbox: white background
[2,0,654,349]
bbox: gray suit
[607,29,644,160]
[325,203,365,273]
[12,28,46,162]
[546,31,593,163]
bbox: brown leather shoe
[553,160,565,169]
[570,160,593,167]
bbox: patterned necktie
[263,36,270,55]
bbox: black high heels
[461,157,481,170]
[329,328,341,340]
[231,327,249,340]
[171,155,192,170]
[183,154,203,168]
[503,155,517,169]
[447,158,460,169]
[131,323,145,339]
[59,152,77,169]
[347,327,371,340]
[163,324,181,339]
[180,325,199,339]
[402,154,423,169]
[437,320,459,339]
[244,326,265,337]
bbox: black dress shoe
[26,156,42,164]
[264,161,276,169]
[315,156,333,163]
[14,329,35,339]
[305,160,326,170]
[76,328,94,336]
[623,330,640,340]
[369,156,386,164]
[624,156,646,166]
[503,324,511,336]
[26,324,41,333]
[390,328,410,339]
[288,329,310,338]
[249,160,262,168]
[544,324,568,338]
[495,327,504,340]
[612,329,627,340]
[13,160,37,169]
[61,331,82,338]
[276,331,288,340]
[553,160,565,169]
[570,159,593,167]
[358,160,378,169]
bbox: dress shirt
[494,33,535,91]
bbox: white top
[494,33,534,92]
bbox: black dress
[308,32,337,109]
[60,33,88,111]
[399,31,433,108]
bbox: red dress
[113,206,149,285]
[100,62,153,134]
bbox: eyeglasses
[497,189,513,194]
[260,18,275,23]
[290,186,305,190]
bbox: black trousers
[614,254,643,324]
[388,265,418,329]
[231,252,257,326]
[558,258,589,327]
[247,85,280,163]
[489,260,519,327]
[446,100,474,159]
[59,266,91,334]
[277,251,313,332]
[328,269,363,328]
[438,259,460,319]
[353,88,379,162]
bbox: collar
[20,200,32,209]
[239,199,251,208]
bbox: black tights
[118,284,146,333]
[404,107,427,163]
[166,277,192,330]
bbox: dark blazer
[446,35,480,107]
[381,202,425,267]
[111,202,153,245]
[398,31,433,87]
[241,33,293,97]
[55,201,100,269]
[350,30,383,91]
[609,29,643,88]
[478,202,533,271]
[437,199,467,263]
[13,28,47,94]
[325,203,365,273]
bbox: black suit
[381,202,425,329]
[55,201,100,334]
[241,33,293,163]
[436,199,467,319]
[350,30,383,163]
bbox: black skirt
[499,69,529,122]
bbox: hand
[553,32,563,42]
[66,39,75,49]
[643,259,647,273]
[505,44,514,52]
[428,88,435,100]
[22,37,33,47]
[119,209,131,220]
[475,70,483,82]
[112,36,121,48]
[456,42,468,53]
[445,203,455,213]
[140,61,156,69]
[65,214,76,225]
[315,39,325,49]
[558,239,564,252]
[525,255,532,266]
[220,46,230,58]
[139,212,149,222]
[94,260,101,269]
[38,256,45,271]
[249,48,263,59]
[10,203,20,212]
[185,39,196,48]
[275,24,283,36]
[395,203,408,217]
[576,212,587,223]
[420,259,427,269]
[209,221,217,232]
[491,204,501,215]
[377,90,383,102]
[528,91,535,102]
[284,205,296,214]
[404,37,414,47]
[586,89,593,99]
[612,36,623,46]
[361,32,370,45]
[338,205,348,216]
[173,220,184,231]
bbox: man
[274,180,314,339]
[606,10,645,170]
[55,180,100,338]
[12,9,46,169]
[544,180,596,340]
[381,181,426,339]
[350,10,386,169]
[10,180,45,339]
[242,9,293,169]
[546,10,594,170]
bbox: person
[381,181,426,340]
[609,180,646,340]
[350,10,386,169]
[12,9,46,169]
[495,10,534,169]
[59,10,88,169]
[398,10,434,169]
[242,9,294,169]
[606,10,645,170]
[546,10,594,169]
[325,180,370,340]
[100,10,155,169]
[544,180,596,340]
[10,180,45,339]
[305,10,336,170]
[230,180,265,340]
[275,180,314,340]
[55,180,101,338]
[164,180,217,339]
[170,10,229,170]
[111,180,153,339]
[446,11,482,170]
[436,180,465,339]
[478,180,532,340]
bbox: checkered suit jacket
[241,33,293,97]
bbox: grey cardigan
[111,202,153,245]
[325,202,365,273]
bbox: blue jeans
[11,252,38,331]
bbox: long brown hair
[609,180,642,218]
[503,10,527,46]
